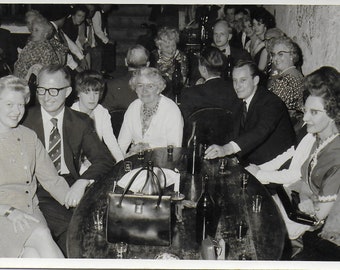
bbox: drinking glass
[115,242,128,259]
[252,195,263,213]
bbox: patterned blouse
[269,67,304,111]
[150,49,188,83]
[14,39,68,80]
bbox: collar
[50,21,58,31]
[205,76,221,83]
[41,106,65,128]
[243,88,257,110]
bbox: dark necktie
[240,101,247,129]
[49,118,61,173]
[56,29,67,45]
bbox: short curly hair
[129,67,166,93]
[304,66,340,128]
[269,36,300,65]
[154,26,180,47]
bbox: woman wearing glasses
[247,66,340,256]
[268,36,304,112]
[118,67,183,157]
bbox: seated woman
[247,66,340,248]
[14,16,68,80]
[243,14,266,69]
[150,26,188,96]
[251,7,276,73]
[71,70,124,171]
[268,36,304,113]
[118,67,184,156]
[0,75,71,257]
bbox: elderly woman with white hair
[118,67,184,156]
[150,26,188,86]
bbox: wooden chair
[184,107,233,147]
[109,109,126,138]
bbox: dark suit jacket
[233,86,296,165]
[101,70,137,111]
[180,77,240,120]
[23,106,114,184]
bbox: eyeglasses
[36,86,70,97]
[135,83,157,91]
[270,50,291,58]
[302,107,326,116]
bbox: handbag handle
[118,164,167,207]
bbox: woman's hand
[298,198,316,216]
[7,209,39,233]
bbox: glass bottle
[172,59,183,105]
[187,134,201,175]
[196,175,215,244]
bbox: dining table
[67,147,287,260]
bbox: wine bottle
[196,175,215,244]
[172,59,183,105]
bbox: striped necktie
[48,118,61,173]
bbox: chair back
[110,109,126,137]
[184,107,233,147]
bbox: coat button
[25,191,29,194]
[26,181,29,184]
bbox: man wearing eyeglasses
[22,64,114,255]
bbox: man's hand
[204,143,234,159]
[78,58,89,70]
[65,179,90,209]
[7,209,39,233]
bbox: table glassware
[235,220,248,241]
[241,173,248,189]
[93,208,104,231]
[239,249,251,260]
[115,242,128,259]
[252,195,263,213]
[167,145,174,155]
[171,191,185,222]
[123,161,133,172]
[137,149,144,160]
[218,158,230,175]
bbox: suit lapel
[63,107,78,178]
[31,107,46,147]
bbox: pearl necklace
[308,133,339,182]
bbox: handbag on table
[106,162,172,246]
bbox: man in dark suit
[229,8,250,49]
[101,44,149,111]
[205,60,295,165]
[180,46,239,121]
[23,64,114,255]
[212,19,251,80]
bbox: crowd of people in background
[0,4,339,261]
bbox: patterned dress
[14,39,68,80]
[269,67,304,111]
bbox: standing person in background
[71,70,124,173]
[85,4,116,79]
[229,7,249,49]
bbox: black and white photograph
[0,1,339,269]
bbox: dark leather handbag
[106,165,172,246]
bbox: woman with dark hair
[251,7,276,72]
[71,70,124,170]
[247,66,340,256]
